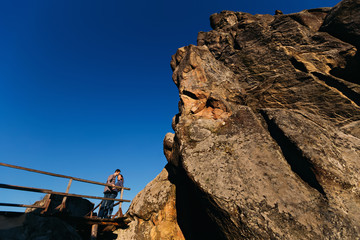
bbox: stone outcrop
[0,213,81,240]
[116,167,184,240]
[119,0,360,239]
[26,194,94,217]
[0,195,94,240]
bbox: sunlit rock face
[119,0,360,239]
[116,167,185,240]
[166,0,360,239]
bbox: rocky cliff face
[115,168,184,240]
[119,0,360,239]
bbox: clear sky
[0,0,340,213]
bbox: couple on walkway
[98,169,124,218]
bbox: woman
[115,174,124,192]
[111,174,125,218]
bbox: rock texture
[0,195,94,240]
[116,167,184,240]
[0,213,81,240]
[26,194,94,217]
[120,0,360,239]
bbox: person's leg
[98,192,111,218]
[106,192,117,218]
[98,201,105,218]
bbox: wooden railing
[0,162,130,218]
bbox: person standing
[115,174,124,190]
[98,169,121,218]
[111,174,124,218]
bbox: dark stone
[0,212,81,240]
[321,0,360,48]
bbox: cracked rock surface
[167,0,360,239]
[118,0,360,239]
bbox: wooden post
[91,224,98,240]
[41,197,51,214]
[112,188,124,218]
[118,188,124,217]
[56,178,72,211]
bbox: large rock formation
[119,0,360,239]
[116,167,184,240]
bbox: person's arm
[106,174,113,184]
[106,174,115,188]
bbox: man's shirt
[103,173,116,193]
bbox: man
[98,169,121,218]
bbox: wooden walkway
[0,162,131,239]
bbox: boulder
[0,212,81,240]
[115,167,184,240]
[26,194,94,217]
[321,0,360,48]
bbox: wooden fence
[0,162,130,218]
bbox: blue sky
[0,0,340,212]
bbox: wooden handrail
[0,162,130,190]
[0,184,130,202]
[1,162,130,237]
[0,203,45,209]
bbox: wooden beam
[0,162,130,191]
[0,211,128,228]
[83,216,128,226]
[0,184,131,202]
[57,178,73,211]
[0,203,45,209]
[58,214,129,227]
[0,183,52,193]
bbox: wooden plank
[0,211,128,228]
[0,162,130,190]
[0,183,53,193]
[83,216,127,224]
[0,203,45,209]
[0,184,131,202]
[59,215,128,227]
